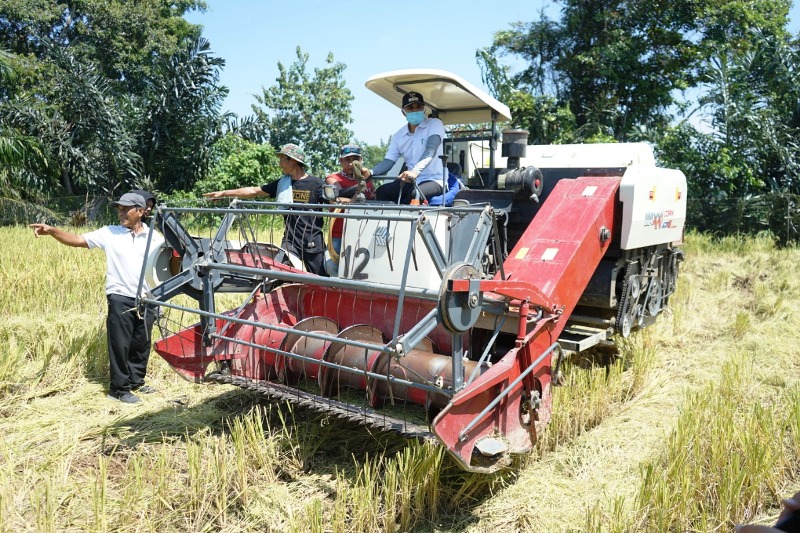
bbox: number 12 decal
[342,245,370,279]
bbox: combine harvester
[140,70,687,473]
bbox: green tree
[0,0,204,94]
[193,133,280,194]
[483,0,792,141]
[356,138,389,169]
[477,48,575,144]
[667,31,800,197]
[138,35,229,192]
[47,42,143,195]
[0,0,220,202]
[0,48,45,198]
[253,47,353,176]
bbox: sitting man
[361,91,445,204]
[325,143,375,255]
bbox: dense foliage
[193,133,280,195]
[0,6,360,205]
[0,0,225,202]
[481,0,800,202]
[1,1,799,236]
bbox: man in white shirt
[362,91,446,204]
[30,192,165,404]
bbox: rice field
[0,225,797,532]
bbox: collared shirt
[386,117,446,184]
[84,225,165,298]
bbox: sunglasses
[340,146,361,156]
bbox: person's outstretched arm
[30,223,88,248]
[363,158,397,179]
[203,186,266,200]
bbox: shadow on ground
[102,384,515,530]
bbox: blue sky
[186,0,552,145]
[187,1,800,146]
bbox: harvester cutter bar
[205,373,435,440]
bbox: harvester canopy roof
[365,69,512,126]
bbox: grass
[1,224,798,531]
[632,359,798,531]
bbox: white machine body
[618,166,687,249]
[337,209,451,290]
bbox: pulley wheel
[620,313,633,338]
[646,279,663,316]
[438,262,482,333]
[628,275,641,299]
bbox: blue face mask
[405,111,425,125]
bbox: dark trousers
[107,294,156,396]
[375,179,443,204]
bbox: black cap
[131,189,156,206]
[402,91,425,109]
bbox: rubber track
[204,373,436,441]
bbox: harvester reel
[320,325,385,399]
[277,316,339,384]
[439,262,482,333]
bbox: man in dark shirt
[130,189,157,222]
[203,143,327,275]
